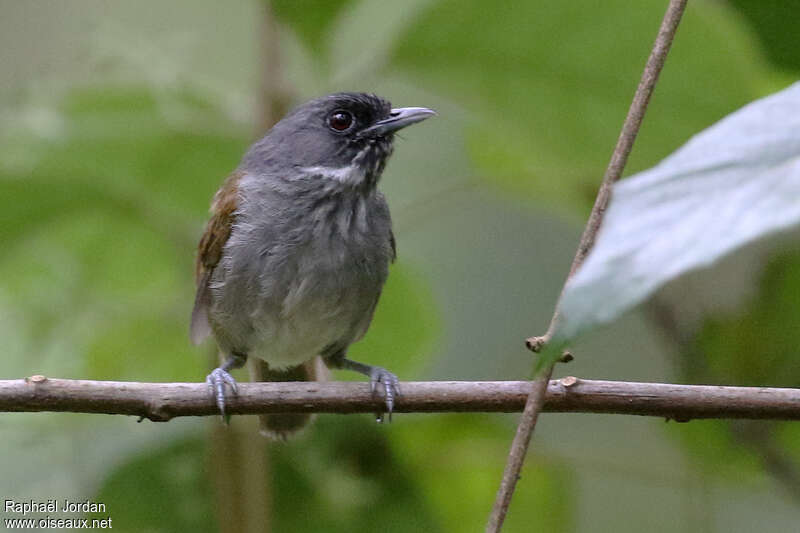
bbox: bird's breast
[210,186,392,367]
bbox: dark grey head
[242,92,435,189]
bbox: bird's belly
[210,197,392,368]
[246,311,346,369]
[246,273,379,369]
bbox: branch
[490,1,690,531]
[2,376,799,421]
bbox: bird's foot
[332,357,401,423]
[368,366,400,422]
[206,367,239,421]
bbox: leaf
[325,0,435,86]
[697,250,800,388]
[390,415,575,532]
[0,85,249,384]
[728,0,800,73]
[668,420,764,482]
[665,252,800,482]
[391,0,770,213]
[91,437,216,533]
[557,82,800,339]
[270,416,442,533]
[271,0,353,56]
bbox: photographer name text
[5,499,106,515]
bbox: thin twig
[488,1,689,531]
[487,369,553,531]
[3,376,799,420]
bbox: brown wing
[190,170,244,344]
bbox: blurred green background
[1,1,799,531]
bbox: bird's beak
[362,107,436,137]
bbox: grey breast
[207,171,393,366]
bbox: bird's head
[243,92,435,189]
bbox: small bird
[190,92,434,438]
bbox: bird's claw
[206,367,239,420]
[368,366,400,422]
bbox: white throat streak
[300,165,365,185]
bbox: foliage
[558,83,800,340]
[391,0,769,213]
[2,1,800,531]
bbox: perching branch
[2,375,799,421]
[489,1,690,531]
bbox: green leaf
[271,0,353,56]
[391,415,575,532]
[668,251,800,482]
[392,0,770,212]
[729,0,800,73]
[0,85,249,382]
[93,418,444,532]
[668,420,763,482]
[91,437,216,533]
[697,250,800,388]
[271,416,442,533]
[558,83,800,340]
[325,0,435,85]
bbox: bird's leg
[206,352,247,420]
[331,357,400,421]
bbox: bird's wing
[190,170,244,344]
[349,228,396,344]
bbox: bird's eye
[328,110,354,132]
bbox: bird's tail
[247,356,327,439]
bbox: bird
[190,92,435,438]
